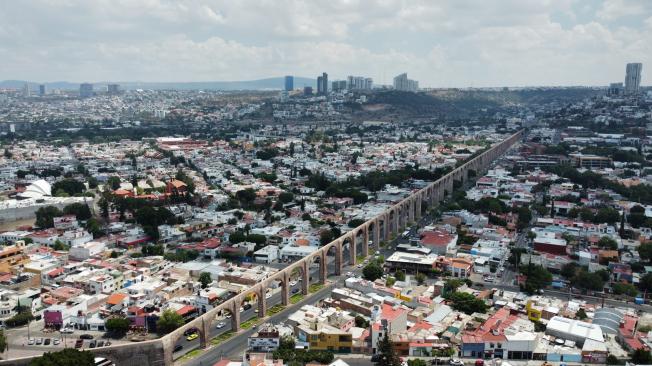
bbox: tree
[229,231,246,244]
[355,315,369,328]
[107,176,121,190]
[576,308,588,320]
[597,236,618,250]
[415,273,427,285]
[612,283,638,297]
[394,270,406,281]
[639,243,652,262]
[375,333,401,366]
[85,218,103,238]
[52,178,85,196]
[521,264,552,294]
[105,317,130,336]
[407,360,427,366]
[199,272,212,289]
[35,206,63,228]
[28,349,95,366]
[448,292,488,314]
[348,218,366,228]
[572,269,606,292]
[639,273,652,292]
[63,203,92,220]
[362,262,384,281]
[560,262,578,279]
[278,192,294,204]
[157,309,184,334]
[0,330,6,353]
[516,206,532,230]
[631,348,652,364]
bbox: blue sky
[0,0,650,87]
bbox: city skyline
[0,1,651,87]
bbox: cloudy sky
[0,0,650,87]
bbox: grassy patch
[210,331,234,346]
[356,255,366,263]
[179,349,203,361]
[268,304,285,315]
[290,293,304,304]
[241,317,259,330]
[309,283,324,293]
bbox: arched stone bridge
[0,130,523,366]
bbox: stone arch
[325,242,342,277]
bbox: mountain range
[0,77,317,91]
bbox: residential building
[625,63,642,95]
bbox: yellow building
[0,241,30,274]
[526,300,542,322]
[295,320,353,353]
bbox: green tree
[156,309,184,335]
[105,317,130,336]
[448,292,488,314]
[63,203,92,220]
[52,178,85,196]
[521,264,552,294]
[28,349,95,366]
[516,206,532,230]
[613,283,638,297]
[348,218,366,228]
[631,348,652,364]
[639,243,652,262]
[597,236,618,250]
[407,360,427,366]
[560,262,578,279]
[0,330,6,353]
[395,270,406,281]
[576,308,588,320]
[35,206,63,228]
[199,272,212,289]
[362,262,384,281]
[229,231,246,244]
[107,176,121,190]
[85,218,103,238]
[415,273,427,285]
[278,192,294,203]
[572,269,606,292]
[639,273,652,292]
[354,315,369,328]
[375,333,401,366]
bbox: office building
[393,73,419,92]
[607,82,623,97]
[38,84,46,96]
[332,80,347,92]
[347,76,373,90]
[284,76,293,91]
[303,86,313,96]
[107,84,120,95]
[79,83,94,98]
[22,84,30,98]
[625,63,642,95]
[317,72,328,95]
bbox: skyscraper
[317,72,328,95]
[393,73,419,92]
[38,84,46,96]
[346,76,373,90]
[625,63,642,95]
[79,83,94,98]
[22,83,30,97]
[284,76,294,91]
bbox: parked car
[28,338,35,345]
[79,334,94,340]
[53,339,60,345]
[35,338,43,345]
[105,341,111,346]
[89,340,96,348]
[74,339,83,348]
[97,340,104,347]
[60,327,74,334]
[449,359,464,366]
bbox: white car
[289,281,297,286]
[346,272,353,277]
[53,339,60,345]
[60,327,74,334]
[265,293,272,299]
[216,322,226,329]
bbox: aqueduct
[0,130,523,366]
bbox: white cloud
[0,0,650,86]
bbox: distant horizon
[1,1,650,87]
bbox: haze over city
[0,0,651,87]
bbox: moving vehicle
[216,322,226,329]
[183,327,199,336]
[292,288,300,294]
[173,344,183,353]
[243,303,252,311]
[186,333,199,341]
[79,334,94,340]
[449,359,464,366]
